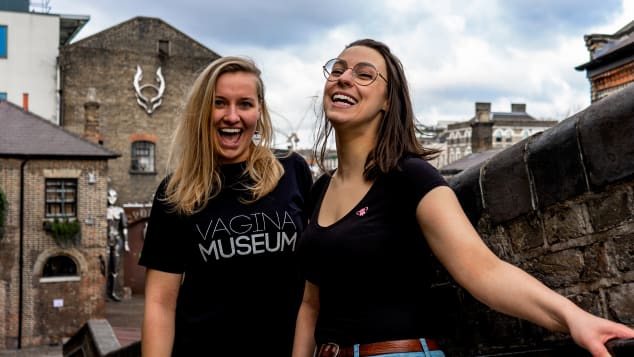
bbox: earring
[253,115,263,145]
[254,116,263,144]
[252,131,261,145]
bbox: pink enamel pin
[356,206,369,216]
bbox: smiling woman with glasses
[323,58,388,86]
[292,38,634,357]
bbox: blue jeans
[349,338,445,357]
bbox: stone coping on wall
[448,84,634,226]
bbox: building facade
[439,102,557,172]
[58,16,220,294]
[576,20,634,102]
[0,0,87,123]
[1,12,223,350]
[0,99,118,349]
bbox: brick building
[0,99,118,349]
[438,102,557,177]
[576,19,634,102]
[58,16,220,294]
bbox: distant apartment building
[443,102,557,164]
[438,102,557,176]
[576,19,634,102]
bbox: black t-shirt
[139,152,313,356]
[298,157,448,346]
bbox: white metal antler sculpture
[133,65,166,115]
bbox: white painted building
[0,1,87,123]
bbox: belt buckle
[318,342,340,357]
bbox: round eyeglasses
[322,58,388,86]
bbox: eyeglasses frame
[322,58,388,86]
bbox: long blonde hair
[165,56,284,215]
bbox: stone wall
[437,84,634,355]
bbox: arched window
[42,255,78,278]
[494,130,503,143]
[131,141,156,173]
[505,130,513,143]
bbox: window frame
[45,178,78,219]
[0,25,7,58]
[158,39,170,56]
[494,129,503,143]
[130,140,156,174]
[40,255,80,283]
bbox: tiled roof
[0,100,119,159]
[456,112,537,126]
[576,20,634,71]
[439,149,502,175]
[491,112,536,121]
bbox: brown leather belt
[317,338,440,357]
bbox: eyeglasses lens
[323,59,378,86]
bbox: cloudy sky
[46,0,633,150]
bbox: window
[0,92,6,100]
[45,179,77,218]
[158,39,170,57]
[131,141,156,173]
[42,255,78,277]
[494,130,503,143]
[0,25,6,58]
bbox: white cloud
[47,0,632,149]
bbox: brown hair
[313,38,440,180]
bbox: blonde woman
[140,56,313,356]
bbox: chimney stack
[511,103,526,113]
[83,88,103,144]
[471,101,494,153]
[475,102,491,122]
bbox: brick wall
[591,60,634,102]
[438,84,634,355]
[0,159,22,349]
[0,158,109,348]
[58,17,219,206]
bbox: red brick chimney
[83,88,104,144]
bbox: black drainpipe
[18,158,28,349]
